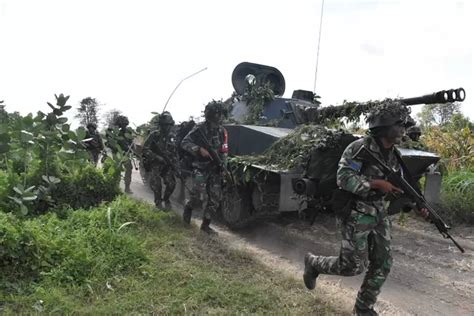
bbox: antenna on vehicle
[162,67,208,113]
[313,0,325,93]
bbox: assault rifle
[197,128,236,187]
[355,146,465,253]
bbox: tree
[417,102,461,128]
[103,109,122,128]
[75,97,100,126]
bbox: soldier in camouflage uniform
[181,101,228,235]
[303,101,428,316]
[105,115,134,193]
[142,111,177,208]
[85,122,104,166]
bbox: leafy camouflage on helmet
[158,111,175,126]
[114,115,129,128]
[365,99,411,129]
[204,100,227,120]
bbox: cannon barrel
[400,88,465,105]
[304,88,466,124]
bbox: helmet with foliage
[407,125,422,141]
[204,100,227,122]
[86,122,97,130]
[366,99,412,129]
[114,115,129,128]
[159,111,175,126]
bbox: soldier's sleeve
[336,141,371,198]
[142,132,156,159]
[181,126,201,157]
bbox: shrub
[440,171,474,224]
[0,196,159,290]
[51,164,121,211]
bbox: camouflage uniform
[304,101,413,316]
[105,115,134,193]
[181,101,228,234]
[307,136,397,310]
[85,123,104,165]
[142,112,177,207]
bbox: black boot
[303,253,319,290]
[182,205,192,225]
[353,305,378,316]
[163,199,172,210]
[154,195,162,208]
[200,218,217,235]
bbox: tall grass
[440,171,474,224]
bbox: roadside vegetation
[0,98,339,314]
[419,104,474,224]
[0,196,339,315]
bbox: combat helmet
[407,125,422,141]
[114,115,129,128]
[366,99,412,129]
[86,122,97,130]
[204,100,227,122]
[158,111,175,126]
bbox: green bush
[0,94,124,216]
[440,171,474,224]
[51,164,121,211]
[0,196,161,291]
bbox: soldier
[406,125,422,142]
[181,101,228,235]
[105,115,134,193]
[142,111,177,208]
[303,101,429,316]
[84,122,104,166]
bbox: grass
[439,170,474,224]
[0,196,340,315]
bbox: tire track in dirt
[127,172,474,315]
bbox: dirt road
[126,172,474,315]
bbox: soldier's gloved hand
[199,147,212,160]
[417,207,430,220]
[370,179,404,194]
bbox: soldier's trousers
[185,169,222,220]
[123,160,132,190]
[307,212,392,310]
[149,165,176,201]
[88,150,100,166]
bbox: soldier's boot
[303,252,319,290]
[200,218,217,235]
[353,305,378,316]
[163,200,172,211]
[154,194,163,208]
[182,205,192,225]
[163,190,173,210]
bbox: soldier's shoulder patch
[347,159,362,172]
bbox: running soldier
[181,101,228,235]
[105,115,134,193]
[142,111,177,209]
[303,100,429,316]
[84,122,104,166]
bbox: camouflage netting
[232,125,355,170]
[305,98,411,125]
[365,99,411,126]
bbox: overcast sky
[1,0,472,128]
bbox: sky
[1,0,472,128]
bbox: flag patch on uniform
[348,159,362,172]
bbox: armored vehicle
[217,62,466,228]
